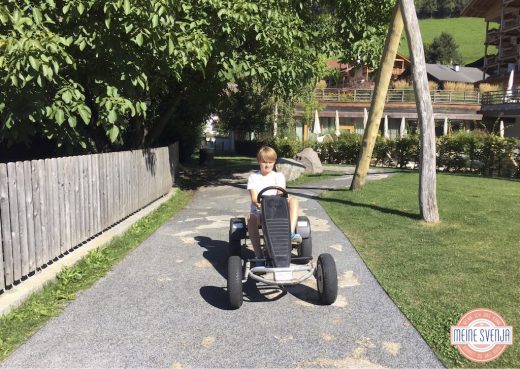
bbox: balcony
[312,88,481,105]
[481,89,520,104]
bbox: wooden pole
[399,0,440,223]
[351,5,403,190]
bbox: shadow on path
[195,236,288,310]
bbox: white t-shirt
[247,170,286,213]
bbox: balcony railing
[313,88,481,104]
[481,89,520,104]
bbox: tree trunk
[273,101,278,137]
[400,0,440,223]
[146,96,182,146]
[351,5,403,190]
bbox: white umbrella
[443,116,449,136]
[313,110,321,135]
[507,69,515,96]
[383,115,389,138]
[334,110,340,136]
[363,107,368,128]
[500,120,505,138]
[400,117,406,138]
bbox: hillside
[398,17,492,65]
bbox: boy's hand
[254,201,261,209]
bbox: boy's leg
[288,197,299,233]
[247,212,263,258]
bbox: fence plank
[31,161,43,269]
[0,164,10,288]
[23,161,36,273]
[37,160,49,266]
[48,159,60,261]
[57,158,67,254]
[92,154,100,234]
[16,162,29,277]
[99,154,106,231]
[7,163,21,281]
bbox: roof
[461,0,502,21]
[426,64,488,83]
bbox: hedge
[240,132,520,178]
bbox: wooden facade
[463,0,520,82]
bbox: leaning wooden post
[351,5,403,190]
[399,0,440,223]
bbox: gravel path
[2,169,443,369]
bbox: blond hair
[256,146,277,162]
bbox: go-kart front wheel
[227,256,243,309]
[316,253,338,305]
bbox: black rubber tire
[229,239,241,257]
[316,253,338,305]
[227,256,243,309]
[298,236,312,258]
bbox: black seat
[261,195,291,267]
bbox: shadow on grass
[318,196,422,220]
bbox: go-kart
[227,186,338,309]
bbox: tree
[425,32,463,64]
[0,0,328,157]
[329,0,396,68]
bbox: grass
[0,189,191,362]
[318,172,519,367]
[399,17,491,65]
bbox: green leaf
[136,33,143,46]
[124,0,131,15]
[79,106,91,124]
[108,125,119,142]
[28,56,40,71]
[108,110,117,123]
[152,14,159,28]
[33,8,43,24]
[55,109,65,125]
[78,3,85,15]
[62,90,72,103]
[68,115,77,128]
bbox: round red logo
[451,308,513,363]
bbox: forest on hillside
[416,0,470,18]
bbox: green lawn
[319,173,519,367]
[399,17,492,65]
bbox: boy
[247,146,302,259]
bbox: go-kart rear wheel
[316,253,338,305]
[227,256,243,309]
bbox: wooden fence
[0,144,179,291]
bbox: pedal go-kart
[227,186,338,309]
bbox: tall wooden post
[400,0,439,223]
[351,5,404,190]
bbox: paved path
[2,169,443,369]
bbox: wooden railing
[313,88,481,104]
[0,144,179,291]
[481,89,520,104]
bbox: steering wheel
[257,186,288,203]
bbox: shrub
[392,135,420,168]
[269,137,303,158]
[443,82,475,92]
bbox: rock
[276,158,305,181]
[295,148,323,174]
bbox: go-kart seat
[261,195,291,267]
